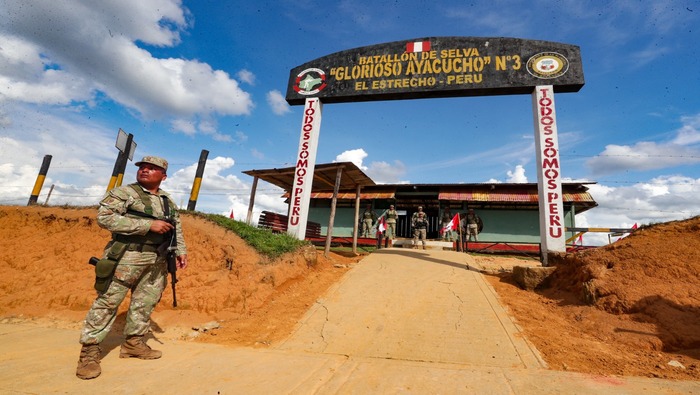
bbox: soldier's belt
[113,233,166,245]
[125,243,160,253]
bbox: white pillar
[287,98,323,239]
[532,86,566,265]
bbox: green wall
[309,205,577,242]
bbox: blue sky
[1,0,699,245]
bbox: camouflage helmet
[135,156,168,172]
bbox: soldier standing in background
[76,156,188,380]
[361,204,376,237]
[384,204,398,247]
[464,208,481,242]
[412,206,428,249]
[441,207,453,241]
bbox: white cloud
[506,165,528,183]
[267,90,291,115]
[334,149,368,170]
[0,0,253,127]
[577,176,700,246]
[251,149,265,160]
[366,160,408,184]
[672,114,700,145]
[237,69,256,85]
[171,119,197,136]
[587,113,700,175]
[162,156,286,222]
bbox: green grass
[190,212,310,260]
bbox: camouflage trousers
[361,218,373,237]
[385,222,396,240]
[466,224,479,241]
[413,228,427,247]
[80,262,167,345]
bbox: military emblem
[526,52,569,79]
[293,68,327,95]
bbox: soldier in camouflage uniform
[76,156,188,380]
[411,206,428,249]
[384,205,398,247]
[361,204,377,237]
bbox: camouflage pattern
[385,208,398,240]
[361,208,376,237]
[463,211,480,242]
[79,183,186,345]
[96,184,187,260]
[412,212,428,248]
[80,263,167,344]
[134,156,168,172]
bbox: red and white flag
[441,213,459,234]
[229,210,234,219]
[377,216,387,234]
[406,40,431,53]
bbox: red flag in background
[229,210,234,219]
[441,213,460,234]
[632,223,638,230]
[577,233,584,245]
[377,216,387,234]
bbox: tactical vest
[111,183,171,247]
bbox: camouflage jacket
[97,183,187,265]
[385,209,398,223]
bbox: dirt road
[2,249,697,394]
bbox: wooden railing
[258,211,321,239]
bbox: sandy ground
[0,206,698,380]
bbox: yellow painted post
[186,149,209,211]
[28,155,52,205]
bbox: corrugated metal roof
[283,191,395,199]
[310,192,395,199]
[242,162,375,191]
[439,190,595,203]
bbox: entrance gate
[284,37,584,265]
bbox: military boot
[119,335,162,359]
[76,344,101,380]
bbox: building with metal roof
[243,162,597,248]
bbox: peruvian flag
[441,213,459,234]
[229,210,234,219]
[377,216,387,234]
[406,40,431,53]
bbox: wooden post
[324,166,343,257]
[352,184,361,254]
[246,176,259,225]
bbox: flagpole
[456,213,463,252]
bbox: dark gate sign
[286,37,584,105]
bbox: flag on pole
[441,213,459,234]
[229,210,234,219]
[377,216,386,234]
[406,40,431,53]
[632,223,638,230]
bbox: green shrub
[190,212,309,260]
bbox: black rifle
[159,197,178,308]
